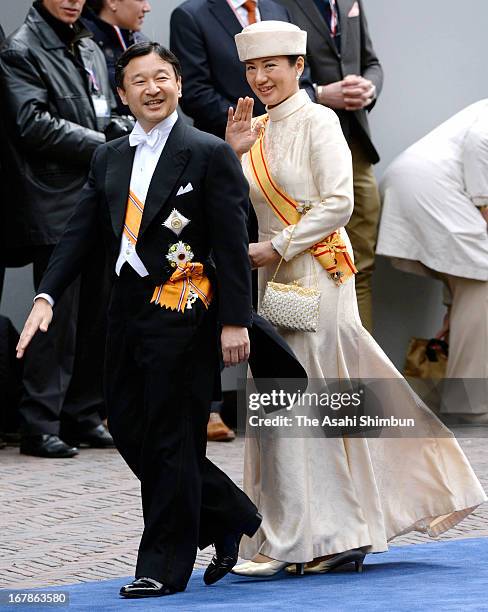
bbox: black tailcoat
[39,119,253,326]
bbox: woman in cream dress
[225,21,486,577]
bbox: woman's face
[245,55,303,108]
[109,0,151,31]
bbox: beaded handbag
[258,228,321,333]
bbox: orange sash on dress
[249,115,357,285]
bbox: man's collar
[129,110,179,148]
[229,0,259,9]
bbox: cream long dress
[239,90,486,563]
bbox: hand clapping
[342,75,376,110]
[318,75,376,111]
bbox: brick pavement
[1,429,487,589]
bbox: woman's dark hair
[287,55,302,66]
[84,0,105,15]
[115,42,182,89]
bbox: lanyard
[113,25,128,51]
[329,0,338,37]
[85,66,100,93]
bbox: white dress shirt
[36,110,179,307]
[115,110,179,276]
[227,0,261,27]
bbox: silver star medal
[163,209,190,237]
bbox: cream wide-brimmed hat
[235,20,307,62]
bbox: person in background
[82,0,151,115]
[277,0,383,333]
[377,100,488,424]
[0,0,131,458]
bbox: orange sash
[122,191,211,311]
[249,116,357,285]
[151,262,213,312]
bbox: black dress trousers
[105,265,257,590]
[19,245,107,435]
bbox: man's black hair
[115,42,182,89]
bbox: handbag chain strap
[270,224,319,290]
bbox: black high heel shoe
[286,549,366,574]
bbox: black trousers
[106,266,257,590]
[19,246,107,435]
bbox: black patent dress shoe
[204,512,262,586]
[64,424,114,448]
[20,434,78,458]
[119,577,177,598]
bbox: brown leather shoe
[207,414,235,442]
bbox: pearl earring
[296,74,301,81]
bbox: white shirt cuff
[34,293,55,307]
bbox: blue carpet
[3,538,487,612]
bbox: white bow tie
[129,128,161,149]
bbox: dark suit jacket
[170,0,315,138]
[277,0,383,163]
[38,119,253,328]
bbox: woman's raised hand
[225,97,263,157]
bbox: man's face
[117,52,181,132]
[42,0,86,24]
[112,0,151,32]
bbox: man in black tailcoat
[16,41,268,598]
